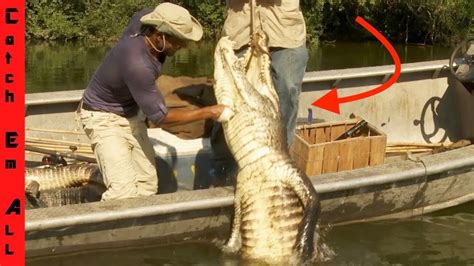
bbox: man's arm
[122,62,226,127]
[149,104,226,127]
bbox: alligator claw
[217,106,234,122]
[222,237,241,254]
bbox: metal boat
[25,59,474,257]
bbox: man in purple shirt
[79,3,225,201]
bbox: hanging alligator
[25,163,105,208]
[213,31,320,264]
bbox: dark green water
[26,203,474,265]
[26,40,452,93]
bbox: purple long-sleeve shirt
[82,9,168,124]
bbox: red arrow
[312,16,401,114]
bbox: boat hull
[25,60,474,257]
[26,145,474,258]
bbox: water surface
[26,203,474,265]
[26,41,452,93]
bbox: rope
[145,35,166,53]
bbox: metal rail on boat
[25,60,450,107]
[303,59,448,85]
[26,145,474,232]
[26,196,234,232]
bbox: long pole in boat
[25,144,97,163]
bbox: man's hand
[209,104,232,121]
[214,104,234,122]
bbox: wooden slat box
[290,119,387,176]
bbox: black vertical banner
[0,1,25,265]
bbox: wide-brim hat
[140,3,203,42]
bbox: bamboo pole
[24,146,93,154]
[25,142,91,151]
[25,141,93,151]
[26,127,85,135]
[27,148,93,155]
[386,146,434,149]
[25,137,90,147]
[25,143,93,154]
[25,145,96,163]
[387,142,447,147]
[25,150,92,156]
[25,139,88,147]
[25,143,92,153]
[386,148,433,153]
[387,148,435,151]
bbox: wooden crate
[290,119,387,176]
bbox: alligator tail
[292,172,320,261]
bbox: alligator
[25,163,103,190]
[213,31,320,264]
[25,164,105,207]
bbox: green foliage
[26,0,82,40]
[79,0,163,41]
[318,0,473,45]
[26,0,473,45]
[27,0,161,41]
[301,0,324,45]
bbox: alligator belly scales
[25,164,102,190]
[25,164,105,208]
[213,31,320,264]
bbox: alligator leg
[283,171,320,261]
[25,180,40,197]
[25,180,46,209]
[223,191,242,253]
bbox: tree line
[26,0,473,45]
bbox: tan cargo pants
[78,106,158,201]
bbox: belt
[81,101,103,112]
[81,100,131,118]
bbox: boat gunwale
[25,144,474,232]
[25,60,450,106]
